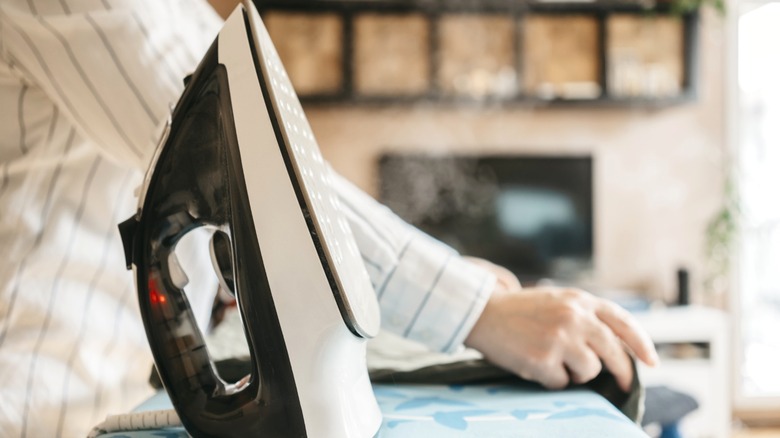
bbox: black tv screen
[378,154,593,282]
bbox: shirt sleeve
[0,0,496,353]
[0,0,222,168]
[332,171,496,353]
[0,0,224,329]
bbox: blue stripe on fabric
[0,163,9,201]
[376,237,413,301]
[85,13,156,122]
[91,282,131,420]
[25,0,37,14]
[403,254,454,338]
[57,0,70,14]
[129,11,182,91]
[54,169,133,436]
[0,128,74,349]
[1,16,133,158]
[442,272,493,352]
[341,196,398,254]
[36,16,142,157]
[21,157,102,438]
[361,254,384,273]
[18,84,28,154]
[45,104,59,144]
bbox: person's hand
[462,257,522,291]
[464,285,659,392]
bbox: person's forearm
[331,171,497,352]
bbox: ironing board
[96,383,649,437]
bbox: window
[735,0,780,408]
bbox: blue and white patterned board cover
[374,383,647,437]
[98,383,648,437]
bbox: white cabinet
[634,306,730,438]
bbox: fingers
[552,291,640,391]
[563,346,602,385]
[586,322,635,391]
[530,361,569,390]
[595,300,659,367]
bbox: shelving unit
[255,0,699,107]
[634,306,730,438]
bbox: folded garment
[150,353,644,424]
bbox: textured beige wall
[304,10,726,303]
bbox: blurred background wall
[297,9,727,304]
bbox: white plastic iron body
[219,2,382,436]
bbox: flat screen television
[378,154,593,283]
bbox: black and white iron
[118,3,382,436]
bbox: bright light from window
[738,1,780,398]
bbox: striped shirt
[0,1,496,436]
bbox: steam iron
[118,2,382,437]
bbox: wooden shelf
[254,0,699,108]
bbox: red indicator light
[148,277,167,305]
